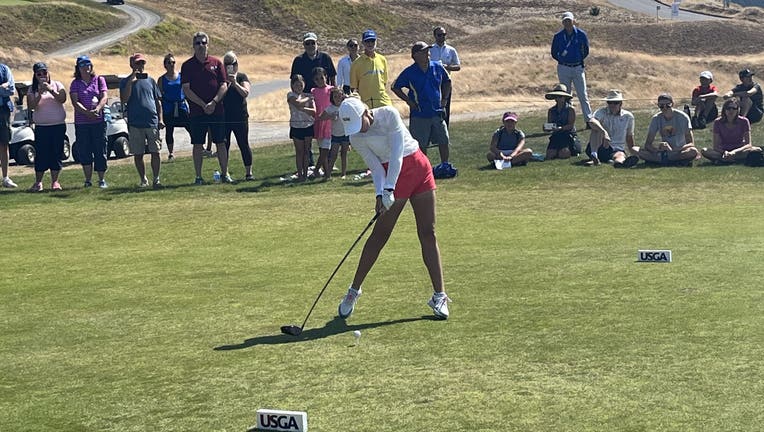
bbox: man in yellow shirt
[350,29,392,108]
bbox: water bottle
[103,105,112,124]
[213,170,221,183]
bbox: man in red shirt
[181,31,230,184]
[687,70,718,129]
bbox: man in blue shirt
[0,62,17,188]
[551,11,592,122]
[392,41,452,166]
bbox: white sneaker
[338,287,361,319]
[428,293,451,319]
[3,177,18,188]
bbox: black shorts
[0,107,10,143]
[189,114,225,144]
[548,131,575,151]
[586,143,624,162]
[290,125,314,140]
[747,106,763,124]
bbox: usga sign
[638,249,672,263]
[249,409,308,432]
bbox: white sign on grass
[249,409,308,432]
[638,250,672,263]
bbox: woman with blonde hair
[220,51,253,180]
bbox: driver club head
[280,325,303,336]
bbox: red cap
[131,53,147,63]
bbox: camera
[135,72,148,79]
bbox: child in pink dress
[311,67,334,179]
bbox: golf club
[281,212,380,336]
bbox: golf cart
[9,81,71,166]
[71,74,130,162]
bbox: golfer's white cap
[562,11,575,22]
[339,97,367,135]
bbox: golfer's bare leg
[409,190,444,293]
[350,199,406,289]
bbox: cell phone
[135,72,148,79]
[226,65,235,76]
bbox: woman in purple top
[702,98,762,164]
[69,55,109,188]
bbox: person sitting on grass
[544,83,578,160]
[638,93,699,166]
[687,70,718,130]
[723,69,763,125]
[701,98,762,164]
[486,111,532,167]
[585,89,639,168]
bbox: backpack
[744,150,764,167]
[433,161,458,179]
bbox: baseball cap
[339,97,367,135]
[362,29,377,41]
[76,55,92,67]
[303,32,318,42]
[561,12,575,22]
[657,93,673,103]
[502,112,518,122]
[32,62,48,72]
[131,53,147,63]
[739,68,755,78]
[699,70,713,80]
[411,41,432,56]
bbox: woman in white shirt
[336,97,451,320]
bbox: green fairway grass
[2,112,764,431]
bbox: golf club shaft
[300,212,380,329]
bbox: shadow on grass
[214,315,439,350]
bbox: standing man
[290,32,336,93]
[392,41,452,166]
[638,93,699,166]
[120,53,164,188]
[723,69,763,125]
[350,29,392,108]
[551,12,592,122]
[181,31,230,185]
[585,89,639,168]
[0,61,17,188]
[429,26,460,125]
[336,39,359,95]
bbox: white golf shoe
[428,292,451,319]
[338,287,361,319]
[3,177,18,188]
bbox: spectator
[392,41,452,167]
[430,26,461,125]
[0,61,17,188]
[120,53,164,188]
[287,74,315,181]
[221,51,254,180]
[70,55,109,188]
[311,66,333,180]
[290,32,336,93]
[180,31,230,184]
[544,83,578,160]
[686,70,718,130]
[336,97,451,320]
[723,69,763,125]
[27,62,67,192]
[320,87,350,178]
[350,29,392,108]
[551,11,592,122]
[486,111,532,166]
[701,98,762,164]
[336,39,359,95]
[585,89,639,168]
[638,93,699,166]
[158,53,189,162]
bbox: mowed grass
[2,112,764,431]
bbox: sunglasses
[726,106,739,110]
[35,70,48,75]
[607,101,621,105]
[303,41,316,45]
[435,33,446,37]
[658,103,671,109]
[348,44,358,48]
[194,40,208,46]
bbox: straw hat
[545,83,572,100]
[603,89,624,102]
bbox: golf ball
[353,330,361,338]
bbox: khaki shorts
[128,126,162,154]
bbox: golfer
[336,97,451,319]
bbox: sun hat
[502,112,518,122]
[303,32,318,42]
[411,41,432,56]
[561,12,575,22]
[362,29,377,41]
[76,55,92,67]
[339,97,367,135]
[32,62,48,72]
[739,68,755,78]
[603,89,624,102]
[699,70,713,81]
[545,83,572,100]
